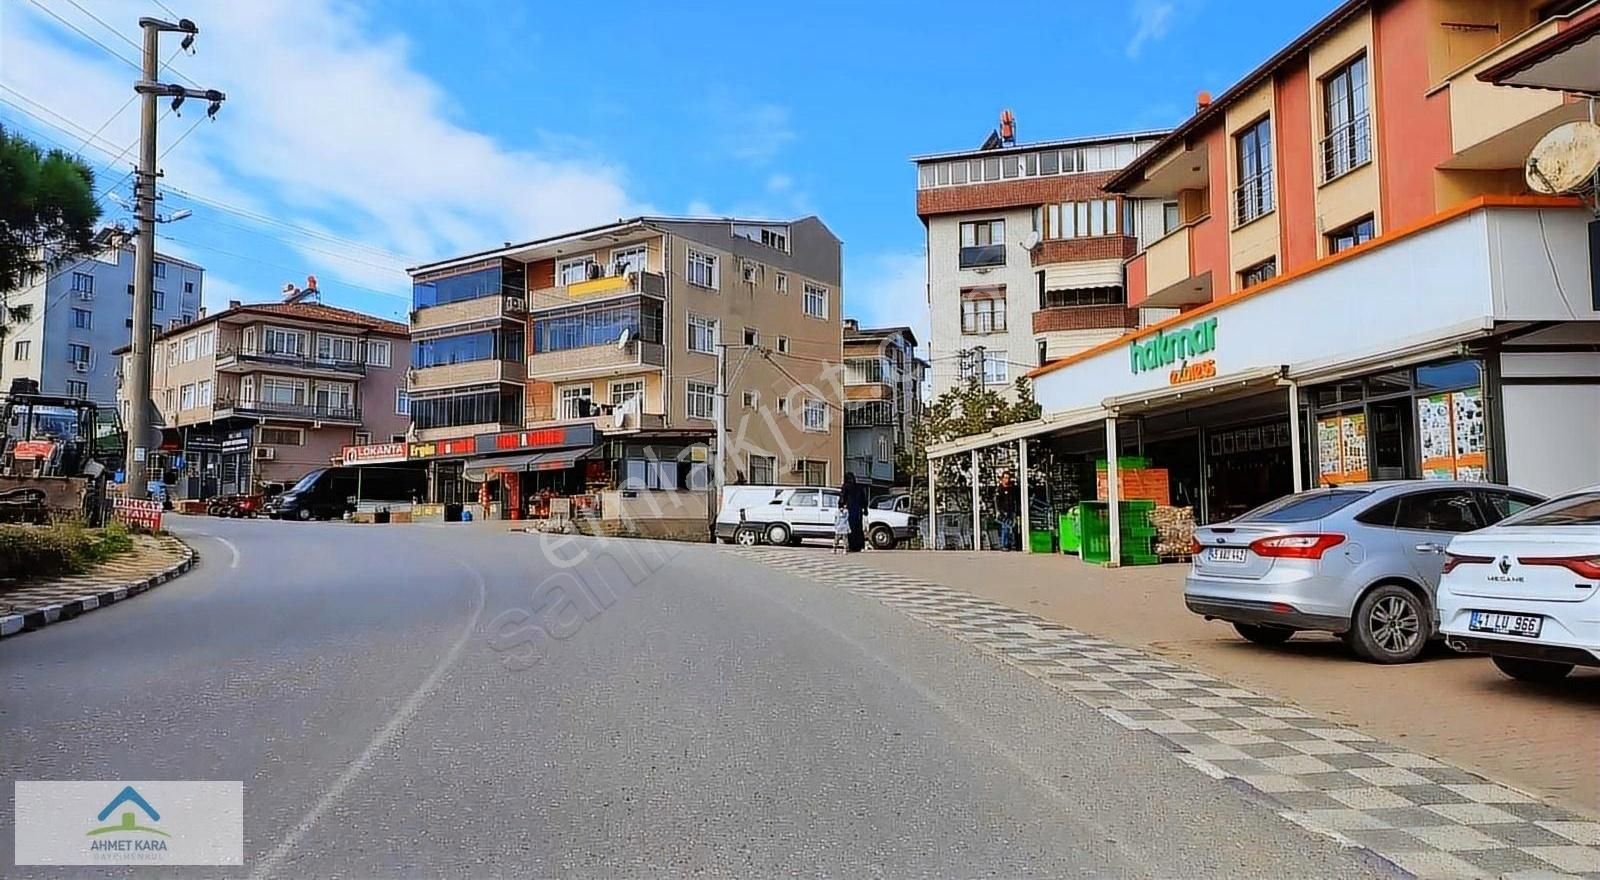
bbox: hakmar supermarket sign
[1129,316,1218,386]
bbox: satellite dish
[616,328,632,350]
[1525,121,1600,195]
[1021,231,1041,251]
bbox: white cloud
[1126,1,1176,59]
[717,99,795,164]
[1,0,650,307]
[846,251,928,353]
[766,173,793,193]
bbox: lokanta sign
[341,442,408,465]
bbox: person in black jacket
[841,472,868,552]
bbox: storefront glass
[1309,358,1485,487]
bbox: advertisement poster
[1317,418,1340,481]
[1418,389,1486,481]
[1317,414,1369,485]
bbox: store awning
[1286,318,1495,385]
[527,448,593,471]
[928,405,1107,459]
[1102,365,1287,415]
[463,452,542,480]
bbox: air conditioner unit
[254,447,275,461]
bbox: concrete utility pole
[125,16,224,499]
[712,341,727,501]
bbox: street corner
[0,532,196,641]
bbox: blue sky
[2,0,1334,346]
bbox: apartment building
[930,0,1600,551]
[117,291,409,499]
[404,216,843,524]
[1,229,202,405]
[843,320,926,489]
[914,122,1173,398]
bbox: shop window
[1415,359,1479,391]
[1394,490,1485,533]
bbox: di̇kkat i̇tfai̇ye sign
[113,497,163,532]
[1418,388,1486,481]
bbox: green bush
[0,522,135,580]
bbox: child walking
[832,505,850,554]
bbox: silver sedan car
[1184,481,1544,664]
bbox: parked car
[1438,486,1600,682]
[1185,481,1544,664]
[873,493,911,513]
[266,466,424,521]
[715,485,918,549]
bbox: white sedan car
[1438,486,1600,682]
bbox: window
[314,382,354,414]
[1327,215,1376,254]
[559,384,594,419]
[367,340,391,367]
[354,431,372,445]
[390,434,406,443]
[803,399,828,432]
[803,283,828,319]
[790,488,820,507]
[1477,490,1541,522]
[958,220,1005,268]
[182,335,197,362]
[1239,258,1277,290]
[845,358,888,384]
[197,329,214,356]
[180,383,196,410]
[686,380,716,420]
[611,244,648,276]
[1163,202,1181,234]
[1322,54,1370,182]
[316,334,358,363]
[66,380,88,397]
[166,388,176,411]
[411,327,525,367]
[742,389,759,408]
[1504,490,1600,526]
[1041,285,1122,309]
[260,427,304,446]
[1037,339,1049,366]
[1244,489,1371,522]
[609,379,645,409]
[557,257,596,286]
[184,281,194,294]
[197,379,212,406]
[154,261,166,278]
[775,272,788,294]
[168,341,178,363]
[395,389,410,416]
[748,454,776,484]
[799,459,828,486]
[687,314,717,354]
[982,350,1008,386]
[11,340,28,360]
[1395,490,1485,533]
[1234,116,1275,225]
[153,290,166,311]
[686,249,719,289]
[263,327,306,356]
[533,299,660,353]
[68,343,90,365]
[776,336,790,354]
[71,272,93,294]
[776,397,789,413]
[743,327,758,346]
[127,283,135,297]
[71,307,91,329]
[260,377,306,405]
[960,287,1006,334]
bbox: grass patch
[0,522,136,581]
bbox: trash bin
[373,507,390,524]
[444,502,463,523]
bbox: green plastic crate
[1058,508,1082,554]
[1028,529,1056,554]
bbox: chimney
[843,318,859,335]
[305,274,318,292]
[227,299,241,310]
[1196,90,1212,111]
[197,306,207,319]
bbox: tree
[898,375,1043,523]
[0,125,101,346]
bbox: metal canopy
[1102,365,1287,416]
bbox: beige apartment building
[402,215,844,525]
[116,293,410,499]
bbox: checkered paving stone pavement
[729,547,1600,880]
[0,534,193,635]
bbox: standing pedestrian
[842,472,868,552]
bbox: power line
[155,232,410,302]
[61,0,201,87]
[149,0,180,18]
[757,349,847,413]
[23,0,142,70]
[158,185,422,265]
[157,115,205,160]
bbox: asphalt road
[1,517,1396,878]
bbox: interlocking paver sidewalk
[732,547,1600,880]
[0,533,195,638]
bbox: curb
[0,538,197,641]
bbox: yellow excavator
[0,378,122,524]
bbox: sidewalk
[0,533,195,638]
[854,549,1600,819]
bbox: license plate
[1468,611,1542,638]
[1208,547,1248,564]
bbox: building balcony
[409,359,525,391]
[845,383,893,402]
[1128,226,1212,309]
[214,398,361,425]
[529,270,665,312]
[1113,139,1209,199]
[1439,17,1590,171]
[215,346,368,378]
[523,405,666,432]
[526,339,665,382]
[410,294,526,333]
[1031,305,1139,334]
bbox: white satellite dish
[1525,120,1600,195]
[616,328,632,350]
[1021,231,1041,251]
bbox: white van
[716,485,917,549]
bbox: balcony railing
[1233,170,1274,227]
[1321,114,1371,183]
[215,346,368,376]
[530,270,665,311]
[409,295,526,333]
[527,339,665,379]
[215,397,361,423]
[958,245,1006,269]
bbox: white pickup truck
[715,485,917,549]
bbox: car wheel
[869,525,896,550]
[1233,622,1295,645]
[1349,584,1427,664]
[1491,655,1573,682]
[734,526,761,547]
[765,522,791,546]
[296,508,312,522]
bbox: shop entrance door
[1369,398,1416,481]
